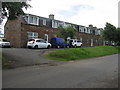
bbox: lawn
[44,46,120,61]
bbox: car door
[36,40,42,48]
[39,39,47,48]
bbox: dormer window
[43,19,46,25]
[26,15,39,25]
[34,17,38,24]
[29,16,34,24]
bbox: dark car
[50,38,70,48]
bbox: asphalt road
[2,54,118,88]
[2,48,63,68]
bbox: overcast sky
[0,0,119,34]
[23,0,119,28]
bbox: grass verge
[44,46,120,61]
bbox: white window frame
[28,32,38,40]
[28,16,39,25]
[43,19,47,25]
[29,16,34,24]
[55,21,58,28]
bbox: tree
[1,1,31,21]
[102,23,117,41]
[58,25,76,41]
[116,28,120,45]
[102,22,120,45]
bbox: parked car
[27,38,51,49]
[0,38,11,48]
[50,38,70,48]
[68,39,82,48]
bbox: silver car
[0,38,11,48]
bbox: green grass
[44,46,120,61]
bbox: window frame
[43,19,47,25]
[28,32,38,40]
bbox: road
[2,48,63,68]
[2,54,118,88]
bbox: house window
[34,17,38,25]
[84,28,86,32]
[81,27,84,32]
[55,21,58,28]
[79,29,81,32]
[28,16,39,25]
[29,16,34,24]
[43,19,46,25]
[28,32,38,40]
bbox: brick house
[4,14,105,48]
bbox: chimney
[89,24,93,27]
[49,14,54,19]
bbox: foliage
[102,22,120,45]
[116,28,120,45]
[102,23,117,41]
[58,25,76,41]
[2,1,31,20]
[44,46,120,61]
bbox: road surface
[2,54,118,88]
[2,48,63,68]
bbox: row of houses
[4,14,108,48]
[24,14,101,35]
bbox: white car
[0,38,11,48]
[27,38,51,49]
[68,39,82,48]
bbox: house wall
[76,32,104,47]
[21,24,58,47]
[21,24,104,48]
[4,17,105,48]
[4,18,22,48]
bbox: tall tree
[58,25,76,41]
[1,1,31,21]
[102,22,117,41]
[116,28,120,45]
[102,22,120,45]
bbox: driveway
[3,54,118,88]
[2,48,64,68]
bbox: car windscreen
[3,39,8,42]
[77,41,80,42]
[28,39,35,41]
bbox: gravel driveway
[2,48,64,68]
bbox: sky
[23,0,119,28]
[0,0,119,34]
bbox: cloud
[23,0,119,28]
[58,4,94,17]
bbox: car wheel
[74,45,77,48]
[34,45,38,49]
[47,45,50,49]
[80,44,82,48]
